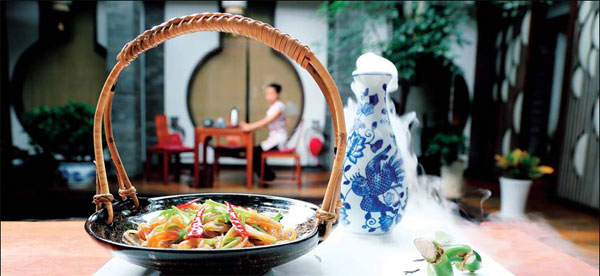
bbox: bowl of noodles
[85,193,320,275]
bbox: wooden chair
[259,122,304,188]
[260,148,301,188]
[146,114,194,185]
[213,135,247,180]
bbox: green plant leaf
[23,100,96,161]
[320,1,473,83]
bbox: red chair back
[155,114,170,146]
[169,133,183,145]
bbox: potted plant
[23,100,97,189]
[426,132,467,199]
[495,149,553,218]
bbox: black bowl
[85,193,320,275]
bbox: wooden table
[194,127,254,188]
[1,221,112,276]
[2,220,598,275]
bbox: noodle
[122,199,297,249]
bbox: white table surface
[95,206,514,276]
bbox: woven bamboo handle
[93,13,346,240]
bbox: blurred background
[0,0,598,265]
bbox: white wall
[96,2,108,49]
[362,18,391,56]
[273,1,328,166]
[164,1,219,163]
[449,18,478,102]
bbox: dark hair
[268,83,282,94]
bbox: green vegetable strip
[205,200,282,224]
[272,212,283,222]
[201,238,218,246]
[167,224,179,230]
[159,209,171,216]
[201,211,213,223]
[252,224,267,234]
[219,227,237,248]
[222,237,242,249]
[204,200,251,218]
[160,209,174,222]
[204,206,230,223]
[174,225,190,243]
[171,206,194,223]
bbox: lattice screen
[556,1,599,208]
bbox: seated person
[240,83,287,181]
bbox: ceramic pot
[215,117,227,128]
[499,177,532,218]
[58,162,96,189]
[441,160,465,199]
[340,53,408,234]
[229,107,239,127]
[203,118,214,127]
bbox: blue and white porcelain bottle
[340,53,408,234]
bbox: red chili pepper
[177,198,200,210]
[186,207,206,239]
[225,201,249,237]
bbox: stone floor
[462,178,600,268]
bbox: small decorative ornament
[340,53,407,234]
[414,237,482,275]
